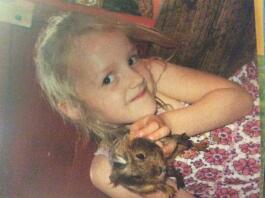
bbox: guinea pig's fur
[109,134,206,197]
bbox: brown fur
[109,134,207,197]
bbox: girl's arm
[90,155,193,198]
[150,61,253,136]
[90,155,142,198]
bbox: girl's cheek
[134,62,151,81]
[141,69,155,94]
[134,61,155,94]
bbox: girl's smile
[129,86,147,103]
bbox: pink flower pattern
[246,64,258,79]
[204,148,229,165]
[195,168,222,181]
[224,177,249,185]
[243,120,261,137]
[250,105,260,116]
[239,143,260,155]
[233,133,243,143]
[211,127,232,145]
[233,158,260,176]
[171,63,260,197]
[193,159,204,168]
[173,161,192,176]
[215,187,239,198]
[247,193,259,198]
[242,82,259,98]
[242,184,256,194]
[185,183,211,195]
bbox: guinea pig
[109,133,206,197]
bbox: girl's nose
[129,69,145,89]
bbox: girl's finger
[136,121,160,137]
[129,121,146,140]
[147,126,170,141]
[130,115,164,133]
[129,121,159,140]
[155,141,163,148]
[162,142,177,157]
[130,116,149,132]
[155,139,177,157]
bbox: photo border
[254,0,264,197]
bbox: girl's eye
[128,55,139,67]
[102,74,114,85]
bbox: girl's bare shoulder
[147,58,240,102]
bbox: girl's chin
[101,102,157,124]
[112,106,156,124]
[132,95,156,112]
[133,104,157,119]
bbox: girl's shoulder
[147,57,241,103]
[144,57,168,83]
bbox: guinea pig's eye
[135,153,145,160]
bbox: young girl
[35,13,254,198]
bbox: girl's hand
[129,115,176,157]
[142,179,194,198]
[129,114,170,140]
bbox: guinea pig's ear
[56,100,82,121]
[112,155,127,169]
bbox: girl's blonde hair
[34,12,175,146]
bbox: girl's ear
[57,101,82,121]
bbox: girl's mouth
[130,87,147,102]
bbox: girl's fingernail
[148,136,154,140]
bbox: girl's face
[68,31,156,124]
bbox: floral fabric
[174,62,261,198]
